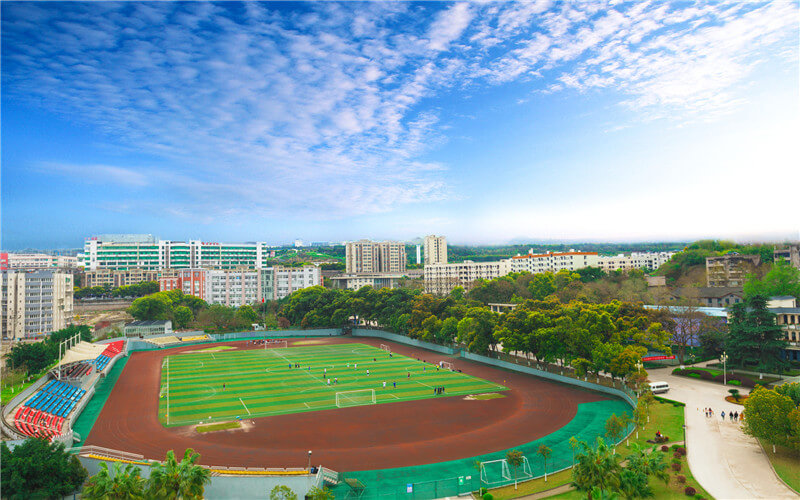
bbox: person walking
[367,369,370,376]
[334,377,338,385]
[393,381,396,389]
[327,378,331,385]
[721,411,726,420]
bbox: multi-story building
[423,235,448,265]
[1,270,74,339]
[510,251,600,274]
[424,260,512,295]
[597,252,675,272]
[330,273,405,290]
[769,296,800,362]
[0,253,79,270]
[670,287,745,307]
[345,240,406,273]
[81,234,273,271]
[159,266,321,305]
[706,254,761,287]
[774,244,800,269]
[84,269,160,288]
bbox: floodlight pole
[722,351,727,386]
[308,450,312,471]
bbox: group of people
[434,386,446,395]
[703,407,742,422]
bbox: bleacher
[179,334,211,343]
[146,336,181,347]
[57,361,94,380]
[13,379,86,439]
[93,340,124,371]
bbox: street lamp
[307,450,312,471]
[721,351,728,386]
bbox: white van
[649,382,670,394]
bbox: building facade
[81,234,273,271]
[424,260,512,295]
[706,254,761,287]
[774,244,800,269]
[597,252,675,272]
[84,269,160,288]
[0,253,79,270]
[330,273,405,290]
[159,266,321,305]
[345,240,406,273]
[1,271,74,339]
[510,251,600,274]
[423,235,448,265]
[671,287,745,307]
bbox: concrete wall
[352,329,457,355]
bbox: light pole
[721,351,728,386]
[307,450,312,471]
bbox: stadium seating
[13,379,86,439]
[180,334,211,343]
[93,340,125,371]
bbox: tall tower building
[423,235,448,265]
[345,240,406,273]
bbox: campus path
[651,367,798,499]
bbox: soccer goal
[480,457,532,485]
[379,344,392,353]
[439,361,454,371]
[336,389,376,408]
[265,340,288,349]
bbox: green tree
[528,273,556,300]
[235,305,260,326]
[569,436,580,466]
[744,260,800,300]
[505,450,524,490]
[537,444,552,481]
[148,448,211,499]
[775,382,800,406]
[1,438,88,499]
[128,295,172,321]
[572,438,621,493]
[605,413,627,444]
[743,386,796,452]
[306,486,335,500]
[728,388,741,402]
[727,295,786,370]
[269,484,298,500]
[83,462,146,499]
[173,306,194,329]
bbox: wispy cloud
[2,1,797,222]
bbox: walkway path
[651,367,798,499]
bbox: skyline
[2,1,799,249]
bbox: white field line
[239,398,251,415]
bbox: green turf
[159,343,506,426]
[196,421,241,433]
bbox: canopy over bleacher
[60,341,107,366]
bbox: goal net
[439,361,454,371]
[379,344,391,352]
[265,340,288,349]
[336,389,376,408]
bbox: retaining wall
[352,329,457,355]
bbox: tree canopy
[1,438,88,499]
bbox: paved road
[650,367,798,499]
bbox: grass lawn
[159,343,505,426]
[758,439,800,495]
[489,469,573,500]
[470,393,505,400]
[196,421,241,433]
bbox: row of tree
[127,290,266,332]
[743,383,800,453]
[5,325,93,375]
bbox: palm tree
[568,436,580,466]
[537,445,552,482]
[148,448,211,499]
[572,438,622,493]
[83,461,146,499]
[505,450,524,490]
[589,486,620,500]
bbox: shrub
[688,373,701,379]
[684,486,696,496]
[479,487,487,496]
[671,462,682,472]
[483,494,494,500]
[728,379,741,386]
[661,445,669,452]
[676,446,687,456]
[676,475,686,484]
[673,451,682,459]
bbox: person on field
[367,369,370,376]
[383,381,386,388]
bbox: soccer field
[158,343,507,426]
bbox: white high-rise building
[424,235,448,265]
[509,250,601,274]
[424,260,511,295]
[0,253,79,270]
[1,270,74,339]
[345,240,406,273]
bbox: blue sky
[2,1,798,249]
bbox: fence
[351,329,457,355]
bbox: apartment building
[510,251,600,274]
[774,244,800,269]
[330,273,405,290]
[159,266,321,305]
[423,235,448,265]
[0,253,79,270]
[81,234,273,271]
[1,270,74,339]
[345,240,406,273]
[84,269,160,288]
[706,254,761,287]
[768,296,800,362]
[597,252,675,272]
[424,260,512,295]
